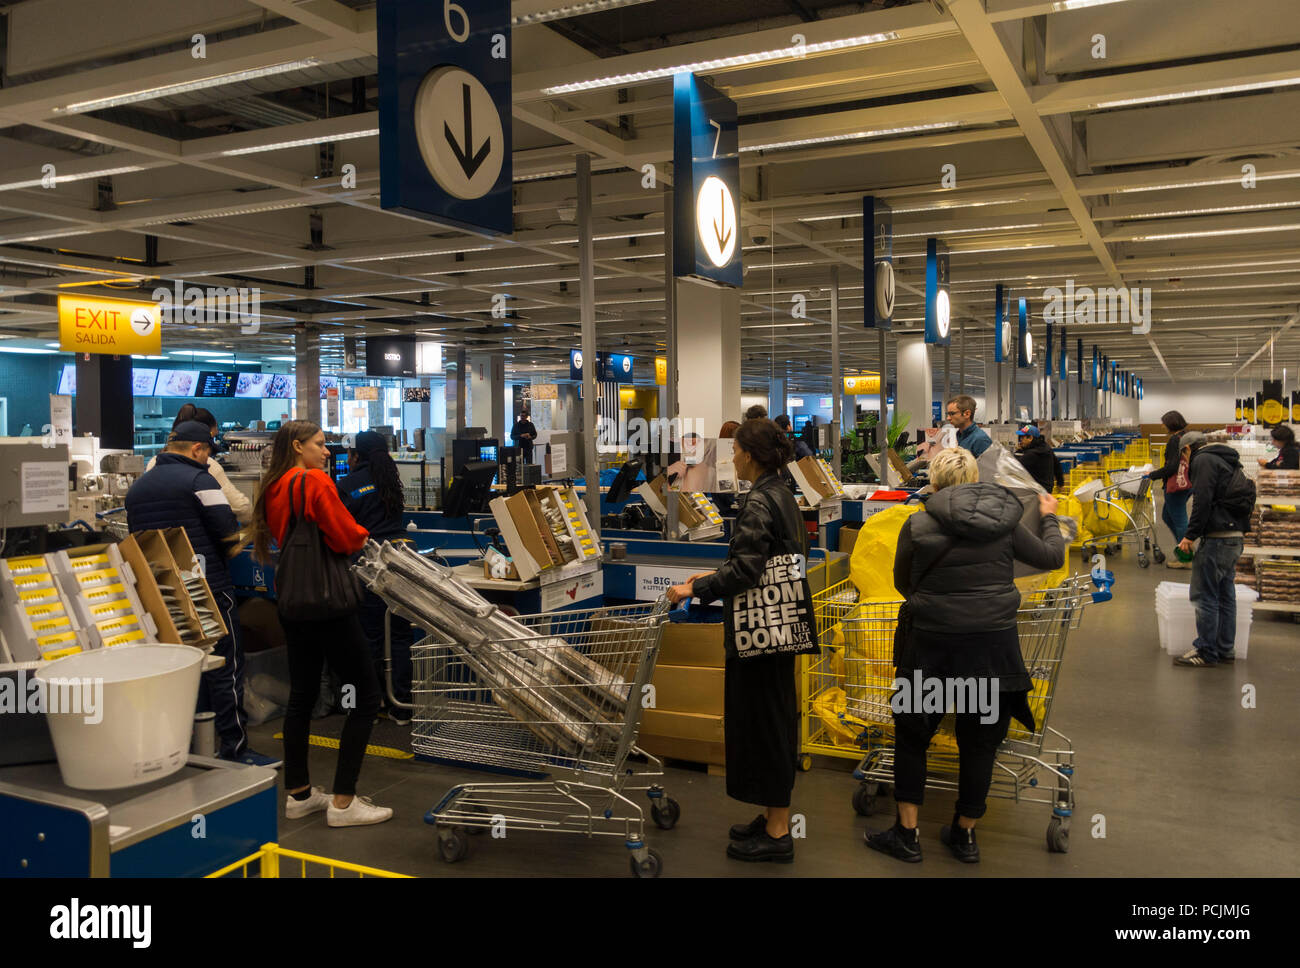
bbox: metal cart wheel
[1046,817,1070,853]
[798,753,814,772]
[650,797,681,830]
[1153,547,1166,564]
[1137,553,1149,568]
[437,828,470,863]
[465,804,490,835]
[852,784,878,817]
[1104,544,1119,556]
[630,847,664,878]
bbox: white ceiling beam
[245,0,366,42]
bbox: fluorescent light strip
[743,121,958,154]
[1130,223,1300,241]
[892,222,1052,239]
[1092,76,1300,110]
[220,128,379,156]
[541,31,899,94]
[1114,172,1300,193]
[514,0,655,26]
[0,165,147,192]
[1051,0,1131,11]
[1111,200,1300,218]
[54,58,325,113]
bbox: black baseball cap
[169,420,214,444]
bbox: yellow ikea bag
[849,504,922,599]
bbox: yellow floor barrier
[207,843,412,878]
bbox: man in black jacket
[510,409,538,462]
[125,421,280,767]
[1174,432,1253,667]
[1012,425,1063,493]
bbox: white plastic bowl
[34,643,204,790]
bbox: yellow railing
[207,843,412,879]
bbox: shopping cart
[208,843,411,878]
[812,573,1104,853]
[415,600,676,877]
[1081,474,1164,568]
[95,507,129,541]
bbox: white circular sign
[935,289,950,339]
[621,356,632,374]
[130,306,157,336]
[874,261,895,319]
[1002,312,1014,358]
[696,175,737,268]
[414,66,504,201]
[572,350,583,370]
[1025,330,1034,363]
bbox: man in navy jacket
[126,421,280,768]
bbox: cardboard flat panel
[657,622,725,668]
[639,708,724,743]
[636,732,725,768]
[650,663,724,717]
[117,534,183,645]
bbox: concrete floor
[248,520,1300,878]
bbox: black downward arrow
[444,82,492,179]
[712,186,732,251]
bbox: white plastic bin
[34,643,204,790]
[1154,582,1256,659]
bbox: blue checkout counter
[0,756,277,877]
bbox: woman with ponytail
[251,421,391,828]
[338,431,416,724]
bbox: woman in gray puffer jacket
[866,447,1064,866]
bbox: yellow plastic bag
[811,686,870,747]
[1082,495,1133,537]
[849,504,922,599]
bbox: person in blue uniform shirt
[945,395,992,458]
[337,431,415,725]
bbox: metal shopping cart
[1081,473,1164,568]
[415,599,676,877]
[811,573,1104,853]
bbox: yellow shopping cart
[207,843,412,878]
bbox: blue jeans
[1161,489,1190,544]
[1189,537,1244,663]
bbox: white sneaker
[284,786,331,820]
[327,795,393,827]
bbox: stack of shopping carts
[353,541,675,877]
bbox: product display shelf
[49,544,158,651]
[0,556,89,663]
[544,485,602,564]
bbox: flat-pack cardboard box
[117,533,186,646]
[838,525,862,554]
[129,528,226,649]
[649,663,724,717]
[490,490,563,580]
[657,621,725,668]
[638,709,725,768]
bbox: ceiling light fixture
[541,31,900,95]
[1129,222,1300,241]
[220,128,379,156]
[1049,0,1131,11]
[1091,76,1300,110]
[0,164,147,193]
[1113,172,1300,193]
[743,121,958,154]
[53,58,325,114]
[514,0,655,27]
[0,347,58,355]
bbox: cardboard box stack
[637,622,726,769]
[788,456,847,507]
[489,485,602,581]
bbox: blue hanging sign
[378,0,513,235]
[864,197,894,329]
[924,238,951,346]
[673,74,741,287]
[1018,298,1031,368]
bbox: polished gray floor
[248,529,1300,877]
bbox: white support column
[896,334,933,447]
[676,278,741,437]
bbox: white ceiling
[0,0,1297,395]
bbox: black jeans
[892,704,1012,820]
[281,613,381,796]
[199,590,248,759]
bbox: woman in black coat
[1259,424,1299,470]
[865,447,1064,865]
[667,419,818,865]
[1146,410,1190,567]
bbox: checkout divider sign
[634,566,720,604]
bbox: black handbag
[893,537,957,668]
[732,488,820,660]
[276,471,364,622]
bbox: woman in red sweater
[251,421,391,828]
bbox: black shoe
[726,831,794,863]
[865,823,922,863]
[729,814,768,841]
[1219,651,1236,663]
[939,816,980,864]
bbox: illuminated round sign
[414,66,504,201]
[696,175,737,268]
[935,289,950,339]
[621,355,632,374]
[1025,330,1034,363]
[572,350,583,370]
[875,261,895,319]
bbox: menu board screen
[155,369,197,398]
[264,373,294,399]
[57,364,76,396]
[235,372,269,398]
[132,369,159,396]
[196,371,236,397]
[404,387,430,402]
[320,375,339,398]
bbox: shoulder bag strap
[290,470,308,523]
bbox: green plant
[886,410,911,450]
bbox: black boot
[939,814,980,863]
[865,821,922,863]
[729,814,768,841]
